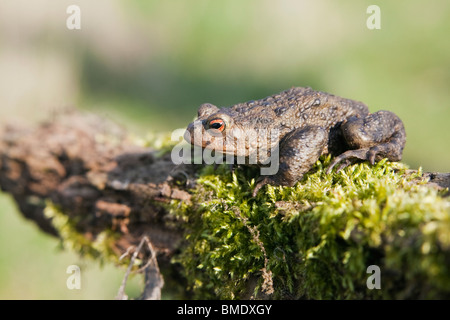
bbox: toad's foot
[326,147,375,174]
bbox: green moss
[44,201,122,266]
[172,156,450,299]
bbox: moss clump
[44,201,122,266]
[173,156,450,299]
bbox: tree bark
[0,111,196,265]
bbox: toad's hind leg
[327,110,406,174]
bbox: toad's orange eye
[208,119,226,132]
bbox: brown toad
[184,87,406,196]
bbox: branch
[0,111,193,260]
[116,235,164,300]
[1,111,449,299]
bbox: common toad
[184,87,406,196]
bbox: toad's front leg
[253,126,328,196]
[327,110,406,173]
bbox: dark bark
[0,111,197,265]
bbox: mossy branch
[175,159,450,299]
[0,112,449,299]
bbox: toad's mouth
[184,121,223,147]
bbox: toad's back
[227,87,369,135]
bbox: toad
[184,87,406,196]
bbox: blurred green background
[0,0,449,299]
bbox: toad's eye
[208,119,226,132]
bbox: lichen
[172,156,450,299]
